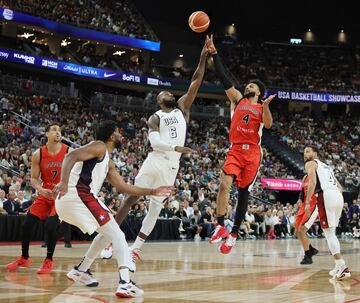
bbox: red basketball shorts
[29,195,57,220]
[223,144,262,190]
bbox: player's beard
[244,91,256,99]
[163,97,177,109]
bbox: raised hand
[205,34,217,54]
[262,94,277,106]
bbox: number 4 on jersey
[242,114,250,124]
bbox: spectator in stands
[348,199,360,220]
[245,205,259,238]
[0,189,6,214]
[199,206,215,239]
[3,190,20,215]
[159,201,175,219]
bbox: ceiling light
[113,50,126,56]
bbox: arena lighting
[17,32,34,39]
[113,50,126,56]
[61,39,71,46]
[341,29,344,33]
[231,23,235,26]
[179,54,184,58]
[308,28,311,32]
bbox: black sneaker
[308,246,319,257]
[300,255,313,264]
[64,243,72,248]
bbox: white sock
[120,268,130,283]
[78,256,94,272]
[131,236,145,250]
[97,216,132,269]
[335,259,345,266]
[78,234,109,271]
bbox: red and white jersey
[40,143,69,191]
[229,98,263,146]
[68,147,109,196]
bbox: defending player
[303,146,350,280]
[53,120,174,297]
[6,123,69,274]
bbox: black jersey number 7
[242,114,250,124]
[51,170,58,180]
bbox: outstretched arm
[262,94,276,129]
[177,40,208,121]
[206,34,242,105]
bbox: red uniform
[29,144,68,220]
[223,98,263,189]
[295,175,318,230]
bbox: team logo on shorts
[99,215,105,221]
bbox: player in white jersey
[105,40,208,261]
[303,146,351,280]
[53,120,174,298]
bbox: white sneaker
[100,245,113,259]
[115,280,144,298]
[334,265,351,281]
[67,266,99,287]
[329,266,337,277]
[194,234,201,241]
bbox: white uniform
[135,108,187,204]
[314,159,343,229]
[55,149,111,235]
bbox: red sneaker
[219,233,237,254]
[131,248,142,262]
[37,258,54,274]
[209,224,229,244]
[5,256,30,271]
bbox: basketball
[188,11,210,33]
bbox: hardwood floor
[0,238,359,302]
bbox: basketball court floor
[0,238,359,302]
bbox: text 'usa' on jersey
[229,98,264,146]
[40,143,69,191]
[153,108,187,162]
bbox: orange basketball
[188,11,210,33]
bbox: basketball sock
[217,215,225,226]
[335,259,345,266]
[78,234,109,271]
[132,236,145,250]
[97,216,132,269]
[138,200,163,240]
[231,188,249,235]
[78,256,93,272]
[21,213,40,259]
[45,216,60,261]
[323,227,340,255]
[119,268,130,283]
